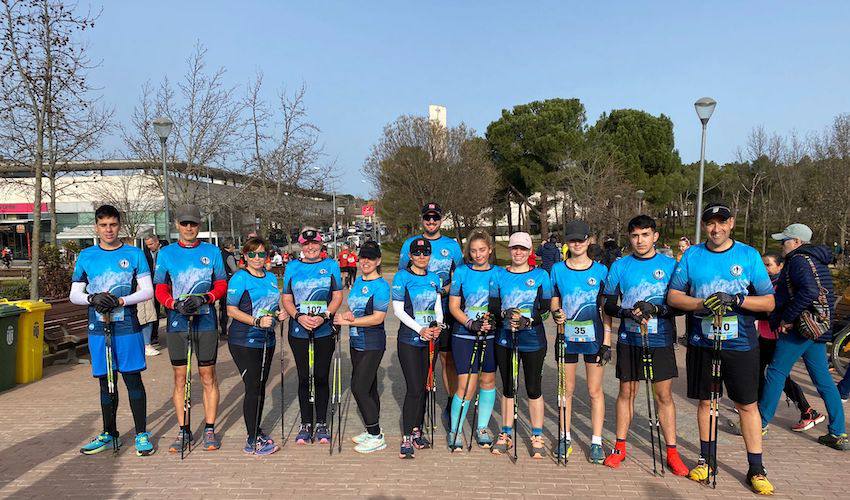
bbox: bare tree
[89,174,161,241]
[1,0,99,299]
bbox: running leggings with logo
[350,348,384,433]
[494,345,546,399]
[229,343,275,439]
[99,371,146,436]
[397,340,431,436]
[288,335,335,425]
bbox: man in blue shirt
[668,203,776,495]
[398,202,464,427]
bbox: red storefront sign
[361,205,375,217]
[0,203,48,214]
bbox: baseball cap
[421,202,443,217]
[771,223,812,243]
[298,227,323,245]
[410,237,432,255]
[359,241,382,259]
[508,232,533,250]
[564,220,590,241]
[701,203,732,222]
[175,204,201,224]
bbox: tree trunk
[506,190,514,235]
[539,191,549,239]
[48,169,57,245]
[30,138,44,300]
[451,213,463,247]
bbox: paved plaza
[1,276,848,499]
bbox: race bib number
[624,318,658,335]
[701,315,739,340]
[299,301,327,316]
[566,320,595,343]
[415,309,436,325]
[96,307,125,323]
[466,305,488,321]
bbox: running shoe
[687,458,712,482]
[747,467,775,495]
[295,424,312,445]
[243,435,280,456]
[399,435,415,459]
[351,431,371,445]
[491,432,512,455]
[475,428,493,448]
[314,423,331,445]
[554,437,572,461]
[603,448,625,468]
[257,429,274,445]
[202,428,221,451]
[80,432,119,455]
[792,409,826,432]
[447,431,463,452]
[355,433,387,454]
[412,428,431,449]
[167,429,193,453]
[144,345,160,356]
[666,451,690,476]
[589,443,604,464]
[817,433,850,451]
[134,432,155,457]
[530,435,545,459]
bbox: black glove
[595,344,612,366]
[552,309,567,324]
[89,292,120,314]
[619,307,642,322]
[175,295,207,316]
[703,292,743,315]
[506,309,532,330]
[467,317,487,333]
[634,301,659,318]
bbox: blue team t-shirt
[604,253,677,348]
[348,276,391,351]
[281,258,342,339]
[153,241,226,333]
[226,269,280,348]
[398,235,463,289]
[449,264,501,340]
[391,268,443,347]
[494,267,552,352]
[550,261,608,355]
[668,241,773,351]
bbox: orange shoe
[603,449,626,468]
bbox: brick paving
[1,273,849,499]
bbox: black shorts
[562,353,598,364]
[438,314,454,353]
[686,344,759,404]
[451,336,496,374]
[616,343,678,382]
[167,330,219,367]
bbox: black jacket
[770,244,836,341]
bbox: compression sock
[477,388,496,430]
[99,376,119,437]
[449,395,470,433]
[123,373,147,434]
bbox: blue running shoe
[295,424,312,445]
[168,429,193,453]
[447,432,463,452]
[412,427,431,449]
[202,428,221,451]
[80,433,119,455]
[589,443,604,464]
[554,437,572,461]
[475,428,493,448]
[315,423,331,445]
[243,436,280,456]
[134,432,155,457]
[399,435,414,459]
[257,429,274,445]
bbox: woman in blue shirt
[334,241,390,454]
[447,230,500,450]
[226,237,287,456]
[391,237,444,459]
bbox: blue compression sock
[477,388,496,430]
[450,395,469,433]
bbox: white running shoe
[144,345,160,356]
[354,434,386,454]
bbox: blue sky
[87,1,850,197]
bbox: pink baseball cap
[298,228,323,245]
[508,232,532,249]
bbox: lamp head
[694,97,716,125]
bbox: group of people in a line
[69,200,849,496]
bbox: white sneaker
[354,434,386,454]
[144,345,160,356]
[351,431,370,444]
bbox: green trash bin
[0,303,24,392]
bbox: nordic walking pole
[466,313,491,451]
[279,319,285,447]
[427,337,436,445]
[254,325,271,453]
[182,314,194,460]
[335,323,342,454]
[510,312,520,463]
[452,329,480,452]
[708,308,725,488]
[640,321,664,476]
[103,312,118,456]
[329,323,342,455]
[307,322,316,438]
[556,322,565,466]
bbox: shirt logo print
[587,277,597,286]
[362,286,369,294]
[201,256,210,265]
[320,268,328,275]
[119,259,130,269]
[441,249,449,257]
[730,264,743,277]
[653,269,665,280]
[526,279,535,287]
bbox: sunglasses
[178,221,199,227]
[422,215,441,222]
[410,250,431,257]
[246,251,267,258]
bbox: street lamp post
[693,97,717,243]
[635,189,645,214]
[152,117,174,241]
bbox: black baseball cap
[410,237,432,255]
[564,220,590,241]
[359,241,381,260]
[421,202,443,217]
[702,203,732,223]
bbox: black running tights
[350,348,384,433]
[398,340,430,435]
[288,334,335,425]
[230,343,276,439]
[99,371,146,436]
[494,344,547,399]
